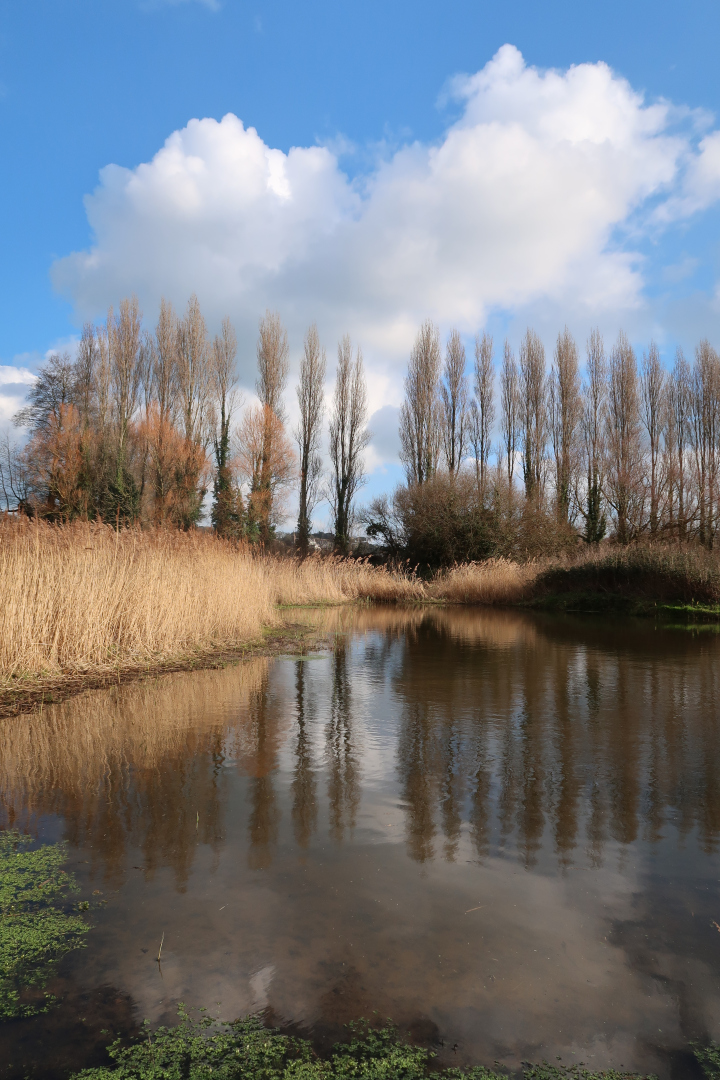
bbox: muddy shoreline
[0,618,338,720]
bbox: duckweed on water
[0,829,89,1019]
[69,1008,660,1080]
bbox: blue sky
[3,0,720,506]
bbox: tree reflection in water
[325,644,360,844]
[1,609,720,877]
[291,660,318,849]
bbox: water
[2,607,720,1078]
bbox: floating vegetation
[0,829,89,1019]
[69,1008,660,1080]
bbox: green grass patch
[527,590,720,623]
[526,547,720,621]
[0,829,90,1019]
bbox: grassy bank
[428,545,720,616]
[524,545,720,617]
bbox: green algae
[0,829,89,1019]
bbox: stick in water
[157,932,164,963]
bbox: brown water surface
[2,608,720,1078]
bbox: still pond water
[2,607,720,1078]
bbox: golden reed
[6,515,711,689]
[0,517,425,683]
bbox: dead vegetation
[2,516,718,715]
[0,517,421,693]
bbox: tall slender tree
[174,294,212,528]
[605,331,643,544]
[295,323,326,555]
[74,323,99,430]
[668,348,692,541]
[399,321,441,486]
[550,327,581,524]
[640,341,665,538]
[110,296,143,457]
[329,336,370,554]
[211,317,241,537]
[470,333,494,497]
[153,298,179,428]
[440,329,468,476]
[580,329,607,543]
[500,341,519,488]
[691,341,720,548]
[143,298,179,524]
[250,310,290,543]
[236,404,295,534]
[519,329,547,501]
[176,294,211,446]
[106,296,144,524]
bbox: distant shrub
[364,471,578,569]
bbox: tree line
[365,320,720,564]
[0,297,369,555]
[4,301,720,561]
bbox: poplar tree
[295,323,326,555]
[440,329,468,476]
[329,336,370,554]
[399,321,441,486]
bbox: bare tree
[170,295,213,527]
[256,310,290,420]
[141,298,180,524]
[211,317,241,537]
[519,329,547,502]
[94,323,112,437]
[640,341,665,538]
[668,349,692,541]
[580,328,607,543]
[74,323,99,429]
[153,298,179,427]
[236,404,296,534]
[0,433,32,512]
[399,320,441,485]
[500,341,519,487]
[109,296,144,457]
[13,352,75,434]
[329,336,370,554]
[549,327,581,524]
[295,323,326,554]
[440,329,468,476]
[691,340,720,547]
[605,331,643,544]
[470,333,495,496]
[249,310,291,543]
[176,294,211,446]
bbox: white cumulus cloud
[0,364,37,427]
[52,44,712,400]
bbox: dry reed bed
[0,519,422,683]
[428,544,720,606]
[2,517,718,690]
[428,559,540,604]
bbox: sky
[3,0,720,513]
